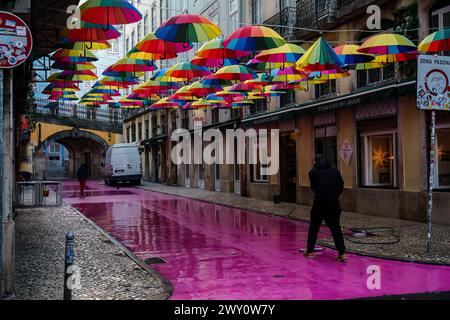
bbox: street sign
[417,54,450,111]
[0,11,33,69]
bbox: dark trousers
[79,179,86,196]
[307,198,346,255]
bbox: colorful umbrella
[46,72,81,83]
[213,65,257,82]
[191,56,239,68]
[58,70,98,81]
[370,51,418,64]
[358,34,416,55]
[188,81,222,98]
[308,67,350,80]
[80,0,142,26]
[51,48,98,62]
[246,58,291,71]
[43,83,80,92]
[256,43,305,66]
[196,38,249,66]
[229,82,262,93]
[102,66,145,78]
[270,67,308,83]
[60,39,111,51]
[152,97,180,109]
[418,28,450,53]
[244,73,274,87]
[135,32,191,59]
[171,86,199,101]
[151,68,185,82]
[51,61,96,71]
[167,62,211,80]
[333,45,374,65]
[223,26,285,52]
[110,58,157,73]
[100,76,139,86]
[155,14,221,45]
[296,37,343,72]
[269,83,306,91]
[61,22,120,42]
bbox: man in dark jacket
[305,155,347,262]
[76,164,88,198]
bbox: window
[361,132,397,187]
[252,162,268,182]
[315,126,337,166]
[151,3,157,31]
[436,127,450,188]
[357,64,395,88]
[49,144,60,154]
[127,127,131,143]
[144,13,149,34]
[108,39,119,54]
[230,0,239,32]
[137,23,142,42]
[252,0,261,25]
[131,123,136,142]
[138,122,142,141]
[280,89,296,108]
[215,163,220,181]
[431,5,450,31]
[249,99,267,115]
[315,80,336,98]
[131,30,136,47]
[212,108,219,123]
[126,37,131,53]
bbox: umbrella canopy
[110,58,157,73]
[358,34,416,55]
[152,97,180,108]
[246,58,291,71]
[58,70,98,81]
[418,28,450,53]
[216,87,245,100]
[188,81,222,97]
[296,37,343,72]
[191,56,239,68]
[59,41,111,51]
[102,66,145,78]
[269,83,306,91]
[270,67,308,83]
[171,86,199,101]
[189,99,214,109]
[256,43,305,64]
[229,82,262,93]
[254,87,286,97]
[151,68,186,82]
[46,73,81,83]
[43,83,80,91]
[51,61,96,71]
[213,65,257,82]
[370,51,418,64]
[196,38,249,61]
[135,32,191,58]
[61,22,120,42]
[308,67,350,80]
[140,79,179,92]
[80,0,142,25]
[223,26,285,52]
[333,45,374,65]
[51,48,98,62]
[100,76,139,86]
[42,88,77,95]
[155,14,221,44]
[167,62,211,80]
[245,73,274,87]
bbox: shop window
[131,124,136,142]
[357,64,395,88]
[215,163,220,181]
[431,4,450,32]
[249,99,267,115]
[361,132,397,187]
[436,128,450,188]
[315,126,337,166]
[315,80,336,99]
[252,163,268,183]
[280,89,296,108]
[212,108,220,124]
[138,122,142,141]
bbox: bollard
[63,232,75,300]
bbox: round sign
[0,11,33,69]
[425,69,449,96]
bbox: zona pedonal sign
[0,11,33,69]
[417,54,450,111]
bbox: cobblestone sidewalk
[138,182,450,265]
[14,203,171,300]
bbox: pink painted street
[64,181,450,300]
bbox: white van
[104,143,142,185]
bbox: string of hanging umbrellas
[42,0,450,110]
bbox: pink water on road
[64,181,450,300]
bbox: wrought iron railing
[296,0,337,28]
[34,98,125,123]
[263,7,297,40]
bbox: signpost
[417,54,450,254]
[0,11,33,69]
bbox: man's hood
[314,157,332,169]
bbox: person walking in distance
[77,164,88,198]
[304,155,347,262]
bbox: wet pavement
[64,181,450,300]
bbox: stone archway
[34,128,109,180]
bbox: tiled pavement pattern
[14,203,169,300]
[138,182,450,265]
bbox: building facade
[122,0,450,225]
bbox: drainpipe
[0,69,4,300]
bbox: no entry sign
[0,11,33,69]
[417,54,450,111]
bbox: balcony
[296,0,339,38]
[263,7,297,40]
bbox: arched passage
[34,129,109,180]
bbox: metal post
[427,110,436,255]
[63,232,75,300]
[0,68,4,299]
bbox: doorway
[315,126,337,166]
[280,133,297,203]
[84,152,91,177]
